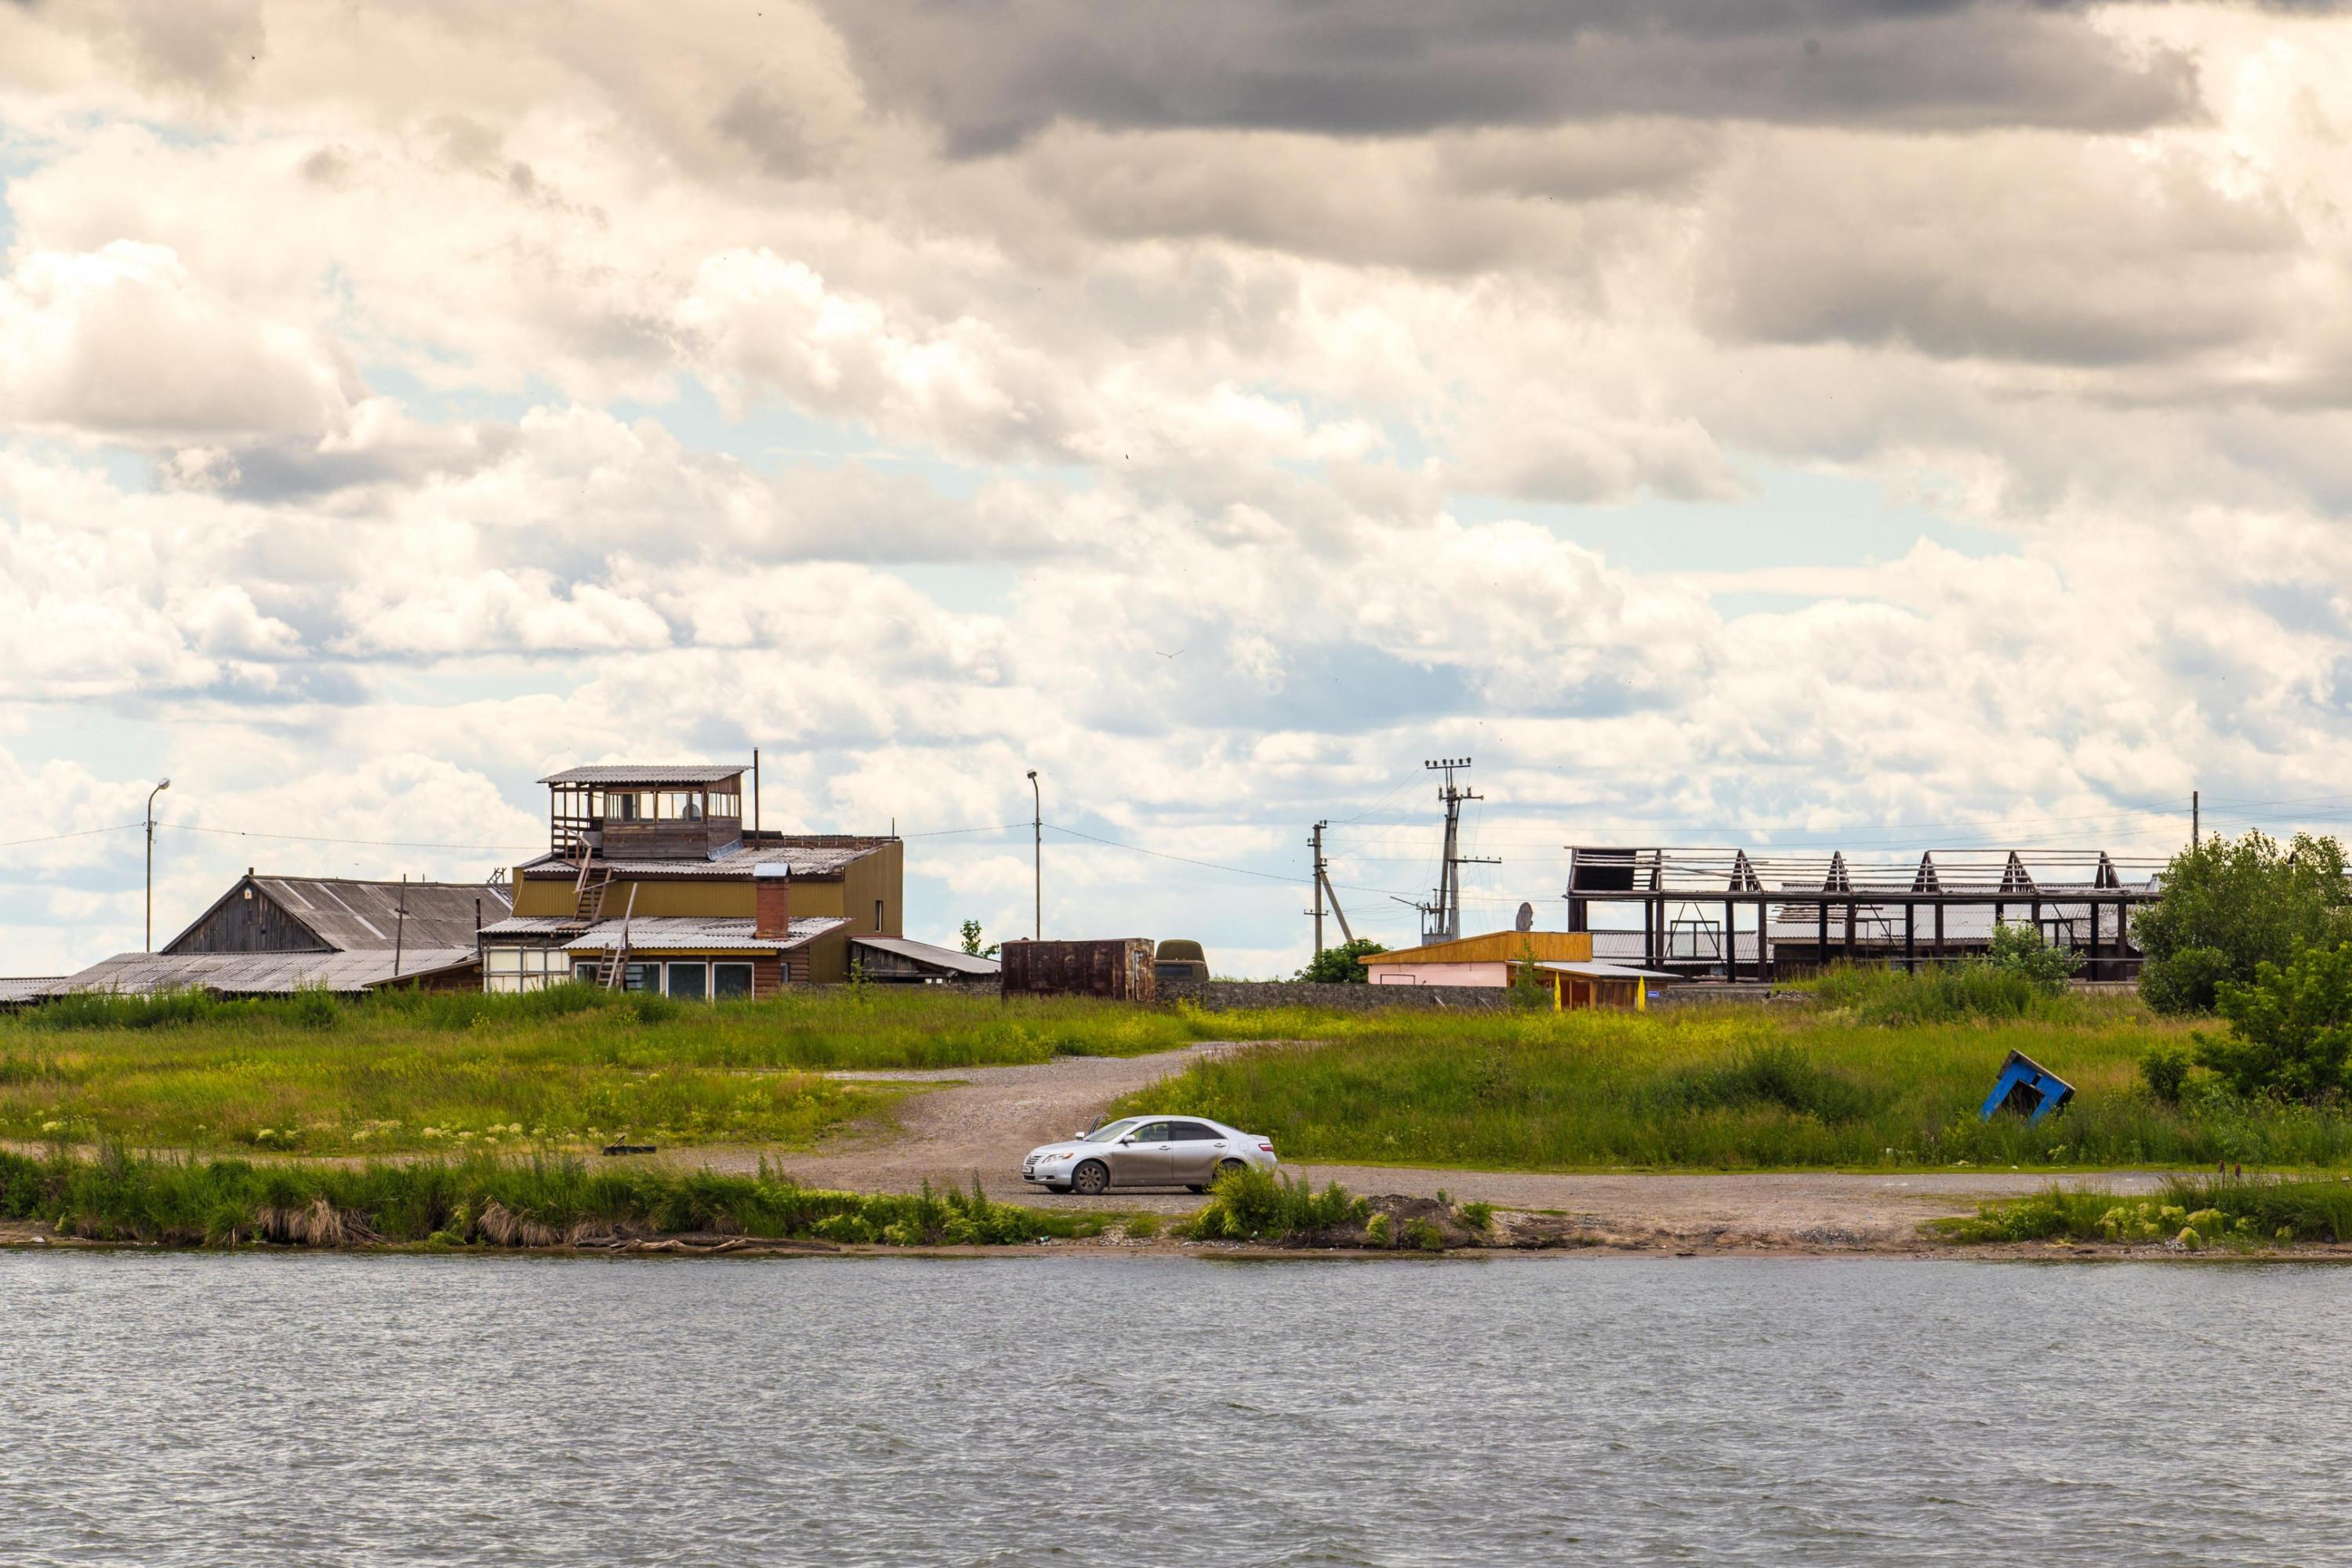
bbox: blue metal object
[1980,1050,2076,1124]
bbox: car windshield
[1079,1118,1145,1142]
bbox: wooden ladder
[600,884,638,989]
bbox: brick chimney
[754,862,791,940]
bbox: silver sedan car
[1022,1116,1278,1196]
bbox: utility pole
[144,777,172,952]
[1421,757,1497,942]
[1309,821,1326,955]
[1309,820,1356,949]
[1026,770,1042,940]
[2191,789,2199,848]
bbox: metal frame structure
[1564,846,2166,982]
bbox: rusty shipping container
[999,938,1157,1002]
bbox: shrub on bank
[0,1147,1106,1250]
[1179,1167,1367,1242]
[1940,1176,2352,1245]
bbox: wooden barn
[43,872,507,998]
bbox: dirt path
[675,1043,1247,1196]
[664,1044,2175,1247]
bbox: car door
[1165,1121,1228,1185]
[1105,1121,1174,1187]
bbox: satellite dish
[1515,902,1534,933]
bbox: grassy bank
[0,1145,1109,1248]
[1938,1177,2352,1247]
[1112,989,2352,1171]
[0,985,1312,1156]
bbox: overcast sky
[5,0,2352,976]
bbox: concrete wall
[1160,978,1517,1012]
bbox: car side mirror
[1119,1135,1137,1145]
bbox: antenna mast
[1421,757,1497,942]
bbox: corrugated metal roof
[477,916,587,938]
[557,916,845,953]
[242,877,507,952]
[54,949,479,996]
[851,936,1003,975]
[1537,960,1682,981]
[517,838,890,880]
[538,764,746,785]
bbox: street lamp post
[1026,770,1041,941]
[145,778,172,952]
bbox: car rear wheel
[1217,1159,1245,1178]
[1070,1160,1110,1196]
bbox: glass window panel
[666,962,708,1000]
[572,960,600,983]
[713,963,753,1000]
[622,962,657,992]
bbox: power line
[900,822,1026,839]
[0,821,142,849]
[158,822,537,853]
[1042,821,1409,897]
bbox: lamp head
[1026,770,1037,781]
[158,778,172,791]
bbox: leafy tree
[1985,922,2079,995]
[2204,942,2352,1103]
[958,920,1000,959]
[2133,831,2352,1014]
[1295,938,1385,983]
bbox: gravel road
[662,1044,2175,1247]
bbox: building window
[666,961,708,1000]
[873,899,885,931]
[485,946,568,993]
[622,961,659,992]
[572,960,601,984]
[714,963,753,1000]
[710,789,740,819]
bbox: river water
[3,1252,2346,1566]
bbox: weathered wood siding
[169,882,332,954]
[1000,939,1156,1001]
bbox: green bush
[1813,963,2056,1025]
[1294,938,1386,984]
[2205,942,2352,1103]
[0,1149,1108,1250]
[2140,946,2231,1017]
[2141,1045,2191,1105]
[1946,1176,2352,1245]
[2135,832,2352,1014]
[1182,1167,1367,1241]
[1985,924,2080,994]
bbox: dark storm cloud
[823,0,2220,152]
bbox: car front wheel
[1070,1160,1110,1196]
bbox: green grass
[1937,1176,2352,1246]
[1111,992,2352,1171]
[0,1145,1110,1248]
[0,985,1315,1156]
